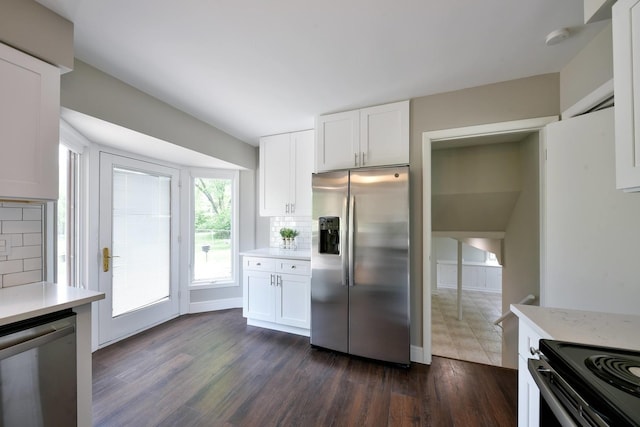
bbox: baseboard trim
[247,318,310,337]
[189,297,242,313]
[411,345,428,364]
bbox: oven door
[528,358,609,427]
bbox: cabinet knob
[291,265,296,269]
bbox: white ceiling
[38,0,607,147]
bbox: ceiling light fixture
[545,28,570,46]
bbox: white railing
[493,294,536,326]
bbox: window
[57,144,80,286]
[191,170,238,286]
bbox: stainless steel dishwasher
[0,310,77,427]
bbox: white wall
[433,238,487,263]
[544,107,640,315]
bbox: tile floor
[431,288,504,367]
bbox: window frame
[50,120,88,287]
[188,168,239,289]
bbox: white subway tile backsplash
[23,208,42,220]
[23,233,41,246]
[0,202,44,288]
[3,270,42,287]
[23,257,42,272]
[2,221,41,234]
[8,245,42,261]
[0,208,22,220]
[269,216,312,250]
[0,260,23,275]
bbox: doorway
[431,238,503,366]
[421,116,556,367]
[98,152,180,345]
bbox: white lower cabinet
[242,256,310,336]
[517,319,550,427]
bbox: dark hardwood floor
[92,309,517,426]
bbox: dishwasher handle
[0,324,75,361]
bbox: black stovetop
[540,340,640,426]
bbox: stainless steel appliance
[529,339,640,426]
[0,310,77,427]
[311,166,410,365]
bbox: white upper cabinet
[316,110,360,171]
[613,0,640,192]
[315,100,409,172]
[259,129,314,216]
[360,101,410,168]
[0,43,60,200]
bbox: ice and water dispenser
[318,216,340,255]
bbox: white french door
[98,153,180,345]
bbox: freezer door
[310,171,349,353]
[349,166,410,364]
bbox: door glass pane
[193,177,232,282]
[112,167,171,317]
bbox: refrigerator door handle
[348,194,355,287]
[341,196,349,286]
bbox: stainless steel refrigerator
[310,166,410,365]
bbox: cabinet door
[259,133,291,216]
[243,270,276,322]
[276,273,310,329]
[613,0,640,191]
[518,355,540,427]
[315,110,359,172]
[0,42,60,200]
[359,100,409,168]
[291,130,314,216]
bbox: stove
[529,339,640,426]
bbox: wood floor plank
[92,309,517,426]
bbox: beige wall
[432,143,522,196]
[61,60,256,170]
[560,22,613,112]
[410,73,559,347]
[0,0,73,71]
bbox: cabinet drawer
[518,320,548,360]
[244,257,276,272]
[275,260,310,276]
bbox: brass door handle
[102,247,120,272]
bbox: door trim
[421,115,557,365]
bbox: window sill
[189,280,239,290]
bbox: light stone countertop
[0,282,105,326]
[511,304,640,351]
[240,247,311,261]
